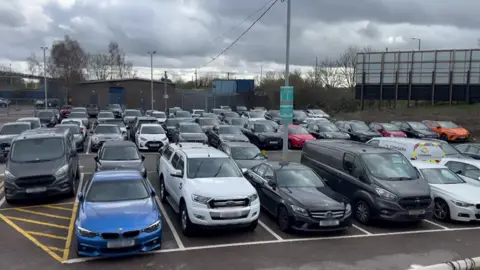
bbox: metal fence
[178,90,270,112]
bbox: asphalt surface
[1,116,480,269]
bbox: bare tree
[336,46,374,88]
[316,58,342,88]
[26,53,41,76]
[107,41,135,79]
[87,53,110,80]
[49,35,88,82]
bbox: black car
[242,121,283,149]
[206,125,249,148]
[174,110,192,118]
[174,122,208,143]
[226,117,248,127]
[219,111,239,123]
[335,120,381,142]
[265,110,281,124]
[86,104,99,118]
[243,162,352,232]
[162,118,195,141]
[306,121,350,140]
[37,110,56,127]
[55,124,85,152]
[195,117,220,132]
[0,122,32,160]
[219,142,266,169]
[392,121,440,139]
[106,104,123,118]
[454,143,480,159]
[4,128,80,203]
[293,110,308,125]
[94,141,146,178]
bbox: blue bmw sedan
[75,170,162,257]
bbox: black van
[300,140,432,224]
[4,128,80,203]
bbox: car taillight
[80,127,84,132]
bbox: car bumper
[76,229,162,257]
[447,134,471,142]
[188,201,260,227]
[290,212,353,232]
[372,198,433,222]
[258,139,283,149]
[4,176,71,200]
[449,203,480,222]
[137,141,167,150]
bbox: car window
[10,138,65,162]
[276,169,325,188]
[0,124,30,135]
[163,146,174,160]
[420,168,465,184]
[367,139,380,146]
[171,153,180,167]
[361,153,418,180]
[466,146,480,155]
[408,122,429,130]
[230,147,264,160]
[464,166,480,180]
[179,124,203,133]
[218,126,242,134]
[56,125,81,134]
[264,167,274,180]
[455,144,469,152]
[253,164,267,176]
[86,180,149,202]
[69,112,87,118]
[254,124,275,133]
[95,125,120,134]
[38,111,54,118]
[152,112,166,118]
[101,146,139,160]
[445,161,466,174]
[438,121,459,128]
[176,158,185,171]
[141,126,165,134]
[125,110,142,117]
[98,112,114,118]
[350,122,369,131]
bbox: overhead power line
[199,0,279,69]
[198,0,276,50]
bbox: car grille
[145,141,164,149]
[399,196,432,210]
[122,230,140,238]
[101,232,120,239]
[208,198,249,209]
[101,230,140,239]
[16,175,55,188]
[309,210,344,219]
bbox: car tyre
[76,165,80,180]
[440,134,448,141]
[277,206,291,232]
[159,177,168,203]
[246,219,258,231]
[355,200,371,224]
[68,174,77,198]
[180,202,195,237]
[434,198,450,221]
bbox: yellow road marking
[45,205,73,211]
[0,214,64,263]
[0,202,75,211]
[26,231,67,240]
[47,246,65,252]
[14,208,70,220]
[5,216,69,229]
[63,202,78,261]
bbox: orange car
[422,120,471,142]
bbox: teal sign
[280,86,294,123]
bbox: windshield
[175,111,192,117]
[237,106,247,110]
[231,147,265,160]
[187,158,242,178]
[310,110,326,114]
[289,127,309,134]
[438,121,459,128]
[420,168,464,184]
[193,110,204,114]
[382,123,400,131]
[249,112,264,118]
[179,124,203,133]
[212,109,224,115]
[350,122,370,131]
[436,142,461,156]
[61,105,72,109]
[152,112,166,118]
[0,124,30,135]
[141,126,164,134]
[293,111,307,118]
[86,180,149,202]
[362,153,418,180]
[95,125,120,134]
[125,110,142,117]
[408,122,429,130]
[56,125,81,134]
[231,118,247,126]
[201,113,216,118]
[10,138,65,162]
[276,169,325,188]
[38,111,53,118]
[62,120,80,126]
[254,124,275,133]
[18,119,40,129]
[224,112,239,118]
[98,112,114,118]
[198,118,219,126]
[104,119,125,127]
[317,123,340,132]
[69,112,87,118]
[165,119,190,127]
[101,146,140,160]
[218,126,242,134]
[269,111,280,117]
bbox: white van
[366,137,445,163]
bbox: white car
[61,118,87,137]
[135,123,168,150]
[306,109,330,118]
[157,143,259,236]
[412,161,480,222]
[439,158,480,187]
[68,111,90,129]
[151,111,167,124]
[192,109,205,118]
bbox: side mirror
[454,170,462,174]
[151,189,156,197]
[241,168,248,175]
[78,192,84,202]
[170,169,183,178]
[141,155,145,161]
[267,180,276,188]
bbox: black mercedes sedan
[219,141,267,169]
[306,121,350,140]
[206,125,249,148]
[242,121,283,149]
[243,162,352,232]
[335,120,381,142]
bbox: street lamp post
[41,46,48,110]
[281,0,292,161]
[148,51,156,110]
[411,38,421,50]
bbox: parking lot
[2,116,480,270]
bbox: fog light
[194,214,205,220]
[380,209,394,216]
[251,211,258,216]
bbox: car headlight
[375,187,397,200]
[291,205,308,215]
[417,133,425,137]
[451,200,474,207]
[142,220,161,233]
[192,194,211,205]
[292,137,301,141]
[54,165,69,178]
[77,226,98,238]
[140,137,147,141]
[248,193,258,202]
[345,203,352,215]
[161,137,168,141]
[92,136,99,142]
[4,170,15,182]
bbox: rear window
[152,112,166,118]
[69,112,87,118]
[38,111,54,118]
[125,110,142,117]
[179,124,202,133]
[175,111,192,118]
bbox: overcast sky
[0,0,479,80]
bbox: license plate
[220,211,242,218]
[107,239,135,248]
[319,220,339,226]
[150,144,160,147]
[408,209,426,215]
[26,187,47,193]
[269,141,279,144]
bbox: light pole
[411,38,421,50]
[163,71,168,112]
[41,46,48,110]
[148,51,156,110]
[281,0,291,161]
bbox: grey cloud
[358,22,381,39]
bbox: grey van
[300,140,432,224]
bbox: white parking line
[156,198,185,250]
[352,224,372,235]
[63,225,480,264]
[85,137,91,154]
[423,219,451,230]
[258,220,283,240]
[75,173,85,202]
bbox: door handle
[179,183,182,189]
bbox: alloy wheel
[434,200,448,220]
[181,208,188,230]
[356,202,369,223]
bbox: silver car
[94,140,146,177]
[90,124,123,152]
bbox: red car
[60,105,72,118]
[287,125,316,149]
[369,122,407,137]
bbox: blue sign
[280,86,294,123]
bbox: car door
[248,164,269,208]
[67,135,78,176]
[172,156,185,204]
[166,152,180,201]
[261,166,281,214]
